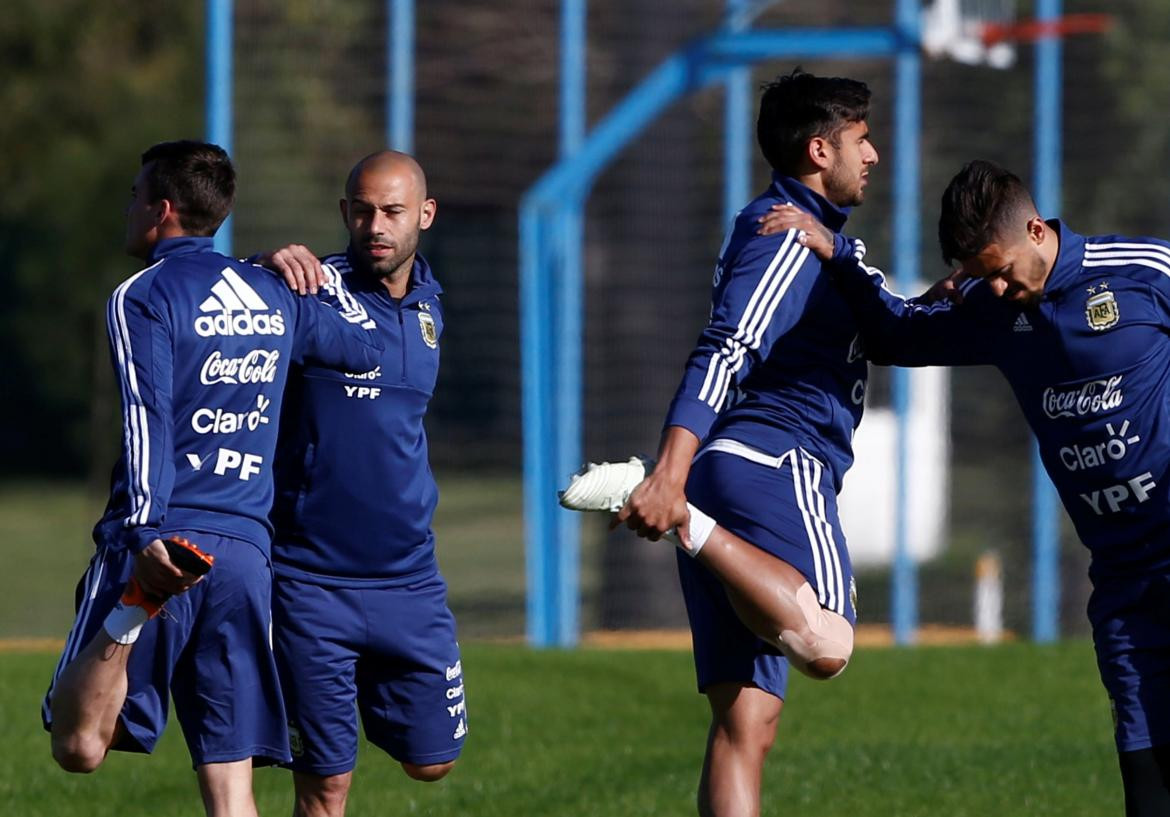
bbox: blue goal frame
[517,0,1064,647]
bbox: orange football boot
[119,536,215,618]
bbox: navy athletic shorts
[1088,564,1170,752]
[44,530,290,767]
[272,570,466,775]
[678,440,858,700]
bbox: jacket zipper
[397,306,408,384]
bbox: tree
[0,1,201,477]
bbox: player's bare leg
[293,771,353,817]
[49,631,131,772]
[561,460,853,679]
[694,526,853,679]
[50,536,214,773]
[197,759,259,817]
[699,683,781,817]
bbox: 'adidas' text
[195,311,286,338]
[194,267,287,338]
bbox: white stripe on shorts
[789,449,842,612]
[699,439,844,615]
[43,549,110,722]
[797,451,845,615]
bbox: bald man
[257,151,465,816]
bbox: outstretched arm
[757,204,993,367]
[759,203,968,305]
[253,244,325,295]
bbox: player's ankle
[104,576,161,644]
[103,602,149,645]
[678,504,716,556]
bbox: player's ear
[420,198,437,231]
[806,136,832,172]
[154,198,176,229]
[339,198,349,226]
[1025,215,1046,246]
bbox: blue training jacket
[271,250,443,585]
[664,173,868,491]
[830,221,1170,578]
[93,236,383,555]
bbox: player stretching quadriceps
[563,69,878,817]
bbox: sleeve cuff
[831,232,855,263]
[128,527,161,555]
[663,394,717,442]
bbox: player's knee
[776,615,853,680]
[804,655,849,681]
[777,584,854,681]
[402,760,455,782]
[51,733,106,774]
[778,638,850,680]
[295,773,351,814]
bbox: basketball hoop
[980,13,1113,46]
[922,0,1112,70]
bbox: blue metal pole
[205,0,233,255]
[387,0,415,152]
[723,0,752,225]
[526,28,900,205]
[890,0,921,645]
[554,203,584,646]
[561,0,586,158]
[520,201,555,646]
[543,0,587,646]
[1031,0,1062,643]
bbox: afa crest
[1085,286,1119,331]
[418,311,438,349]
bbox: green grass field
[0,483,1123,814]
[4,642,1119,816]
[0,476,532,641]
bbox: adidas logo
[1012,313,1033,333]
[452,719,467,740]
[194,268,286,338]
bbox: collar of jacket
[769,172,850,234]
[150,235,215,261]
[1040,219,1085,300]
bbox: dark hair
[938,159,1037,265]
[140,140,235,236]
[756,68,871,175]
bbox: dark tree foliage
[0,1,200,476]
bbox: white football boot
[558,456,721,553]
[558,456,656,512]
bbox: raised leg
[49,630,131,773]
[694,525,853,679]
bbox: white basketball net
[922,0,1019,69]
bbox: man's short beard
[370,251,409,276]
[824,165,864,208]
[356,238,417,279]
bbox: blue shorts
[44,530,289,767]
[1088,566,1170,752]
[678,443,857,699]
[272,571,466,776]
